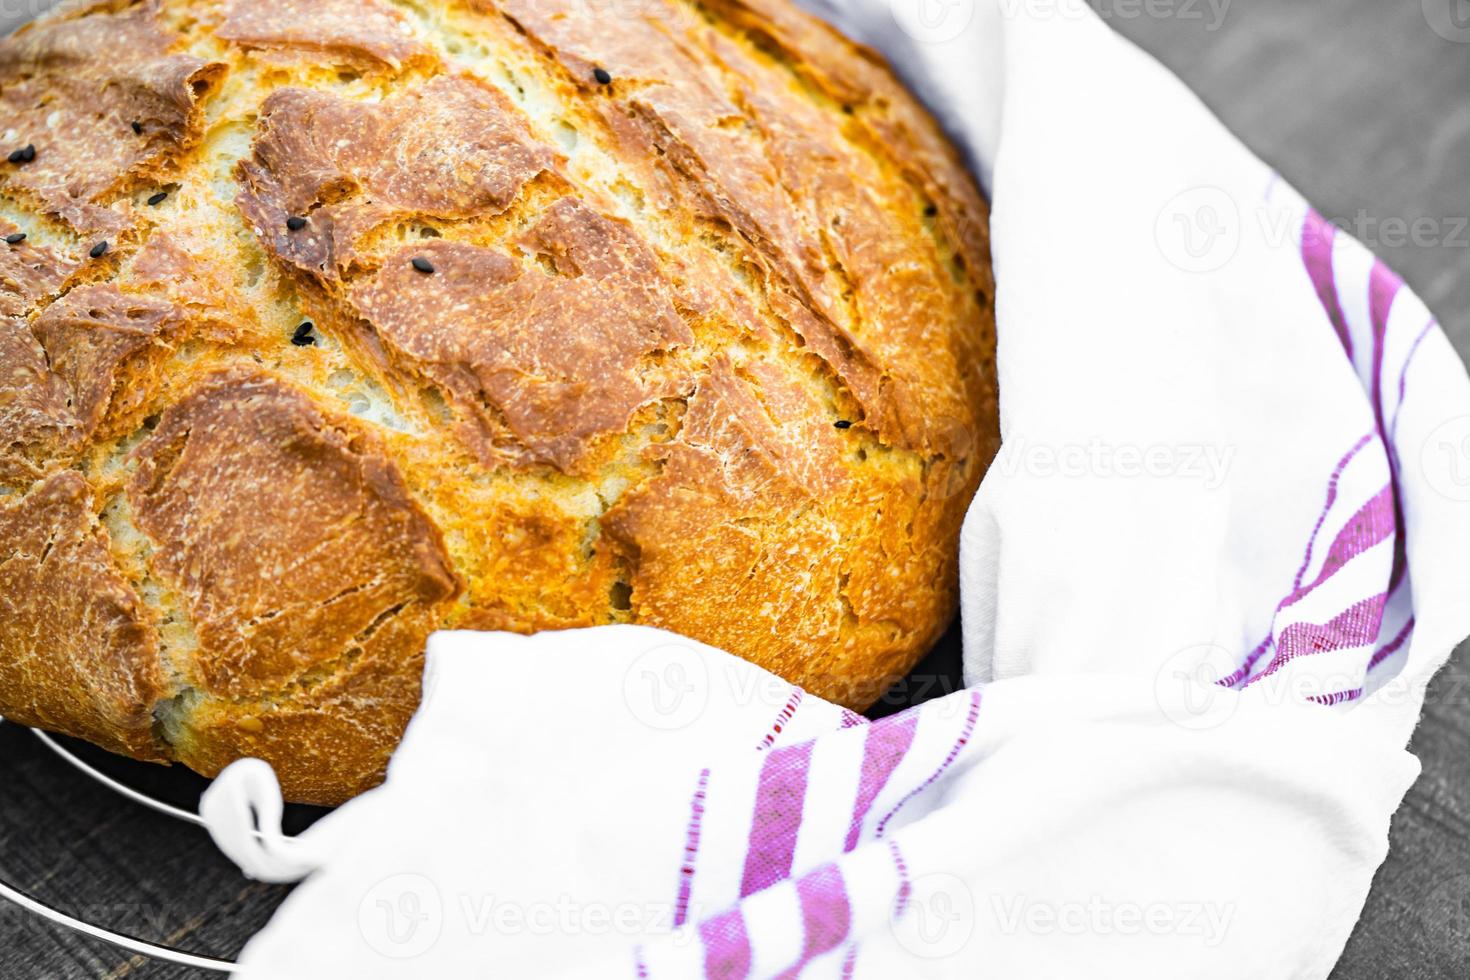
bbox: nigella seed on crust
[147,191,168,206]
[4,232,25,245]
[833,419,852,429]
[411,256,435,274]
[291,321,316,346]
[89,241,110,259]
[592,66,612,85]
[7,144,35,164]
[131,120,143,135]
[286,215,307,231]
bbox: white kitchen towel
[202,0,1470,976]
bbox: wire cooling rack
[0,718,242,973]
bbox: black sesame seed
[286,215,307,231]
[89,240,109,259]
[292,320,314,340]
[592,66,612,85]
[833,419,853,429]
[147,191,168,206]
[8,144,34,164]
[923,204,937,217]
[4,232,24,245]
[411,256,435,274]
[290,333,316,347]
[131,120,143,135]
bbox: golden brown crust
[0,0,225,235]
[217,0,436,71]
[236,75,556,277]
[0,224,82,481]
[0,470,169,758]
[348,201,692,472]
[0,0,997,803]
[127,368,459,697]
[0,318,78,483]
[604,358,849,688]
[165,601,441,804]
[32,284,192,439]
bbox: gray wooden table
[2,0,1469,976]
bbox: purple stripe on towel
[1367,615,1415,672]
[700,908,752,980]
[1218,633,1273,689]
[1219,435,1376,688]
[740,742,813,898]
[1245,593,1388,685]
[773,864,851,980]
[1368,260,1403,434]
[1291,435,1373,592]
[1391,318,1437,444]
[1227,478,1393,687]
[1302,209,1353,359]
[875,691,983,838]
[844,712,919,852]
[758,690,804,751]
[1280,484,1394,608]
[675,768,713,928]
[888,838,913,918]
[1366,260,1411,593]
[1307,688,1362,706]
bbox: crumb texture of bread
[0,0,997,804]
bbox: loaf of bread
[0,0,997,804]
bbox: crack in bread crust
[0,0,997,804]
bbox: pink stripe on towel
[1246,593,1388,685]
[674,768,712,928]
[844,712,919,852]
[1302,209,1353,359]
[740,742,813,897]
[699,907,752,980]
[773,864,851,980]
[875,691,983,838]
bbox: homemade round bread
[0,0,997,804]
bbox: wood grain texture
[1,0,1468,976]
